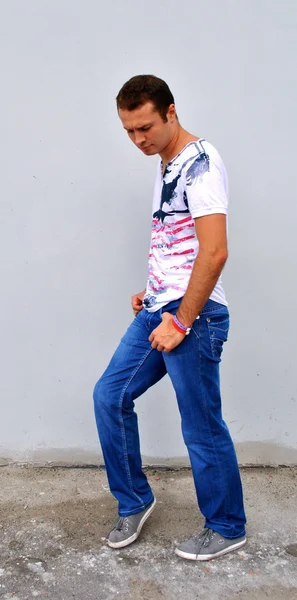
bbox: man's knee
[93,377,110,412]
[93,376,122,416]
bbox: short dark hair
[116,74,175,122]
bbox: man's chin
[141,145,158,155]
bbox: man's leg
[163,300,246,558]
[93,308,166,517]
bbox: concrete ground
[0,466,297,600]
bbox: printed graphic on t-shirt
[143,140,228,312]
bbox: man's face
[118,101,175,155]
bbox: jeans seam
[201,306,228,316]
[119,496,155,518]
[118,347,154,509]
[145,311,156,330]
[197,318,230,523]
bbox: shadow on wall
[1,441,297,467]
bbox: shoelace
[192,528,215,549]
[115,517,129,532]
[106,516,129,538]
[202,528,215,546]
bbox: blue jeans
[93,299,246,539]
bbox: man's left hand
[148,312,186,353]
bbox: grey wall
[1,0,296,466]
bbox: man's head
[116,74,179,155]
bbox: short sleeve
[183,151,228,219]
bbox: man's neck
[160,127,199,169]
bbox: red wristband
[173,314,191,335]
[172,318,187,335]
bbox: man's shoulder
[174,139,212,167]
[179,139,226,174]
[180,139,220,159]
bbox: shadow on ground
[0,466,296,600]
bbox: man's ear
[167,104,177,123]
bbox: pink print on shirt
[143,140,228,311]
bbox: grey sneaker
[106,498,156,549]
[175,527,246,561]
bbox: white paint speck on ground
[42,572,55,584]
[27,562,45,576]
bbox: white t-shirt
[143,139,228,312]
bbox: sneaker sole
[107,498,156,549]
[175,537,246,561]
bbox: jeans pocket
[206,314,229,362]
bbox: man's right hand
[131,290,146,316]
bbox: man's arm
[176,213,228,327]
[149,213,228,352]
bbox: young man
[93,75,246,561]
